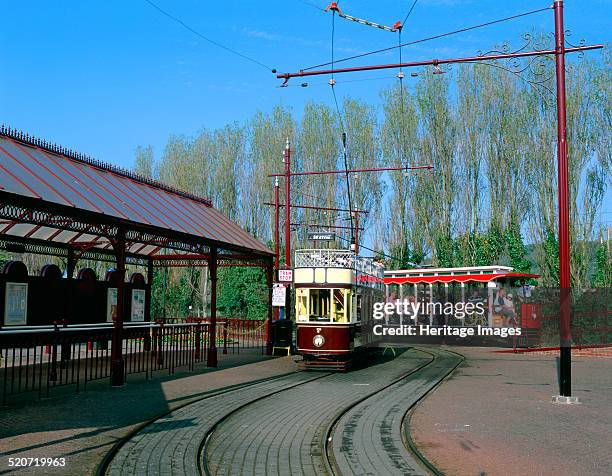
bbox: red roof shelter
[0,126,274,384]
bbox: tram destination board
[308,231,335,241]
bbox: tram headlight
[313,334,325,348]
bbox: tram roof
[384,266,539,285]
[0,128,272,260]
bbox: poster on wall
[107,288,118,322]
[131,289,146,322]
[4,282,28,326]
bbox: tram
[294,249,385,369]
[384,265,541,345]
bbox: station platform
[0,349,294,475]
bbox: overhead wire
[402,0,419,26]
[302,5,551,71]
[397,1,418,168]
[296,0,326,12]
[143,0,276,73]
[329,8,356,249]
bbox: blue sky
[1,0,609,158]
[1,0,610,229]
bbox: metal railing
[294,249,384,279]
[0,318,267,405]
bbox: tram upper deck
[294,249,384,286]
[294,249,384,325]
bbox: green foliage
[217,267,268,320]
[505,220,532,274]
[150,268,197,319]
[592,243,612,288]
[483,224,505,264]
[434,233,455,268]
[543,230,560,286]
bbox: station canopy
[0,127,272,265]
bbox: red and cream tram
[384,265,541,345]
[294,249,384,369]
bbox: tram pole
[354,213,360,255]
[284,138,292,322]
[274,177,280,321]
[284,138,291,269]
[554,0,572,397]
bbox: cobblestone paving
[105,372,326,476]
[204,349,432,476]
[330,348,463,476]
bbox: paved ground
[0,350,295,476]
[410,347,612,476]
[205,349,434,476]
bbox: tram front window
[309,289,331,322]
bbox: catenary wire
[143,0,276,72]
[402,0,419,26]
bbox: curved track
[103,347,463,476]
[326,348,463,476]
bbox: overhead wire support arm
[325,2,401,33]
[276,44,603,83]
[267,164,433,177]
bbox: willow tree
[296,101,339,247]
[243,105,296,244]
[342,97,384,251]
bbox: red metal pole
[264,202,368,214]
[284,138,291,268]
[266,259,274,354]
[111,229,126,386]
[268,164,432,177]
[554,0,572,397]
[354,213,360,255]
[274,177,280,321]
[207,248,218,367]
[284,138,292,322]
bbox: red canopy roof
[384,272,539,285]
[0,128,271,258]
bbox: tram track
[199,348,433,476]
[324,347,464,476]
[197,372,334,476]
[100,370,330,476]
[102,347,463,476]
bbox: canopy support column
[111,228,126,386]
[207,247,218,367]
[266,258,274,355]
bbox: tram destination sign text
[308,232,335,241]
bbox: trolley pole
[554,0,572,397]
[274,176,280,321]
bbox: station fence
[0,318,267,405]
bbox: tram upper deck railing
[294,249,384,279]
